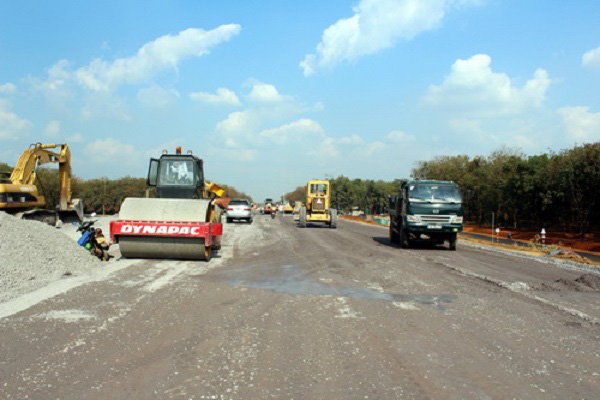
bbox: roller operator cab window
[159,160,197,186]
[310,184,328,195]
[408,184,462,204]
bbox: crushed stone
[537,273,600,293]
[0,211,102,303]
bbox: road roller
[109,147,225,261]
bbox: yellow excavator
[0,143,83,224]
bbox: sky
[1,0,599,201]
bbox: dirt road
[1,215,599,399]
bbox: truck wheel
[449,233,457,251]
[389,223,400,244]
[329,209,337,229]
[299,207,307,228]
[399,227,410,249]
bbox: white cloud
[215,110,262,147]
[137,85,179,109]
[423,54,550,116]
[189,87,240,106]
[337,134,385,158]
[307,133,385,160]
[74,25,241,92]
[582,45,600,69]
[300,0,481,75]
[84,138,140,164]
[66,133,85,143]
[32,60,73,110]
[0,101,32,140]
[361,141,385,157]
[338,134,364,145]
[309,137,339,158]
[386,130,416,142]
[558,106,600,142]
[81,93,132,121]
[246,82,285,102]
[44,120,61,137]
[259,119,324,144]
[219,148,258,162]
[0,83,16,94]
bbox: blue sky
[1,0,599,201]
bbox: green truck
[388,180,463,250]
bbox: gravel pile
[0,212,102,303]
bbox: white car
[226,199,253,223]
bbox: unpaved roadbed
[1,215,599,399]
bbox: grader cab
[297,180,337,229]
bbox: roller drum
[118,236,211,260]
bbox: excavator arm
[3,143,82,222]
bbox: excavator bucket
[110,198,222,260]
[58,198,84,223]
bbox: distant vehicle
[263,198,274,214]
[226,198,253,223]
[388,180,463,250]
[283,201,293,214]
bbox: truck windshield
[310,184,328,195]
[159,160,196,186]
[408,184,462,203]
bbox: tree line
[412,143,599,234]
[285,178,402,215]
[0,162,252,215]
[284,142,599,234]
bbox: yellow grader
[297,180,337,229]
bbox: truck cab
[389,180,463,250]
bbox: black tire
[204,245,212,261]
[298,207,307,228]
[226,217,233,223]
[449,233,457,251]
[329,209,337,229]
[389,223,400,244]
[399,227,410,249]
[248,218,253,224]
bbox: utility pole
[491,212,495,242]
[103,178,107,215]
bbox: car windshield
[310,184,328,195]
[159,160,196,186]
[408,184,462,203]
